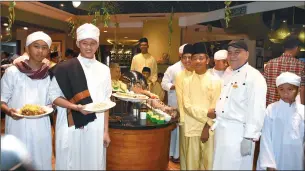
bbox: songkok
[26,31,52,48]
[193,42,207,55]
[276,72,301,87]
[76,23,100,47]
[139,37,148,44]
[179,44,187,54]
[214,50,228,60]
[283,35,300,49]
[228,40,248,51]
[183,44,194,54]
[142,67,151,73]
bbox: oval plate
[83,101,116,113]
[112,93,149,102]
[14,106,54,119]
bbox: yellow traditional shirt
[182,71,222,137]
[149,82,165,102]
[130,53,158,83]
[111,80,128,92]
[175,69,193,124]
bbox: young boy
[257,72,304,170]
[142,67,165,101]
[1,31,53,170]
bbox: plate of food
[83,101,116,113]
[14,104,54,119]
[112,91,149,102]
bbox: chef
[212,40,267,170]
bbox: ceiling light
[72,1,81,8]
[6,28,10,32]
[124,37,128,39]
[104,30,107,32]
[23,27,28,30]
[60,4,64,7]
[3,23,8,27]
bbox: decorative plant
[224,1,232,28]
[5,1,16,42]
[167,6,174,58]
[67,16,82,39]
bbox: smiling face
[26,40,49,62]
[227,46,249,70]
[79,38,99,59]
[181,53,193,71]
[277,83,299,104]
[191,53,209,74]
[139,42,149,54]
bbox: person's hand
[240,138,253,156]
[8,108,23,120]
[200,124,210,143]
[170,85,175,90]
[207,108,216,119]
[75,104,93,115]
[103,132,111,148]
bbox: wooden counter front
[107,123,176,170]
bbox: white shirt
[209,68,225,79]
[49,55,112,170]
[1,66,52,170]
[258,100,304,170]
[161,61,184,107]
[215,63,267,139]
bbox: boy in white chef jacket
[257,72,304,170]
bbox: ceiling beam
[179,1,305,27]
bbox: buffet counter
[107,112,177,170]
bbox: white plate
[14,106,54,119]
[83,101,116,113]
[112,93,149,102]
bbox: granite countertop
[109,112,177,130]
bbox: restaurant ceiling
[40,1,252,15]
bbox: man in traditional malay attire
[161,44,187,162]
[174,43,194,169]
[257,72,304,170]
[1,31,53,170]
[49,23,112,170]
[182,42,222,170]
[110,63,128,92]
[212,40,267,170]
[209,49,228,80]
[142,67,165,101]
[130,37,158,83]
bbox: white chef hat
[76,23,100,47]
[26,31,52,48]
[276,72,301,87]
[214,50,228,60]
[179,44,188,54]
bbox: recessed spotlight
[72,1,81,8]
[60,4,64,7]
[283,20,286,23]
[104,30,108,32]
[124,37,128,39]
[3,23,8,26]
[23,27,28,30]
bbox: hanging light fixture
[298,25,305,43]
[72,1,81,8]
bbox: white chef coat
[1,66,52,170]
[49,56,112,170]
[213,63,267,170]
